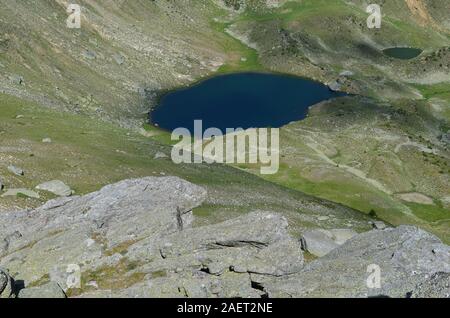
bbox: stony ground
[0,177,448,298]
[222,0,450,242]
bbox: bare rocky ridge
[0,176,448,298]
[410,273,450,298]
[265,225,450,298]
[0,177,206,284]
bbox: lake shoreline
[149,72,347,134]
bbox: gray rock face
[36,180,73,197]
[371,221,387,230]
[301,230,338,257]
[0,268,13,298]
[7,165,24,176]
[300,228,357,257]
[266,226,450,298]
[79,211,303,298]
[118,211,304,298]
[0,177,207,288]
[0,176,448,298]
[410,273,450,298]
[150,211,303,276]
[328,229,358,245]
[339,70,354,77]
[18,282,66,298]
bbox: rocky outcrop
[80,211,303,298]
[0,177,206,290]
[370,221,387,230]
[327,80,343,92]
[7,165,23,176]
[300,228,357,257]
[0,176,448,298]
[0,176,305,298]
[36,180,73,197]
[265,226,450,298]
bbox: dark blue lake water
[150,72,346,134]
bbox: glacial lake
[150,72,347,134]
[383,47,423,60]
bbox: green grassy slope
[218,0,450,241]
[249,97,450,242]
[0,93,374,236]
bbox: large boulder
[328,80,342,92]
[0,176,304,298]
[410,273,450,298]
[265,226,450,298]
[300,230,338,257]
[328,229,358,245]
[36,180,73,197]
[0,177,207,288]
[300,228,357,257]
[1,176,447,298]
[370,221,387,230]
[142,211,304,277]
[78,211,304,298]
[7,165,24,176]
